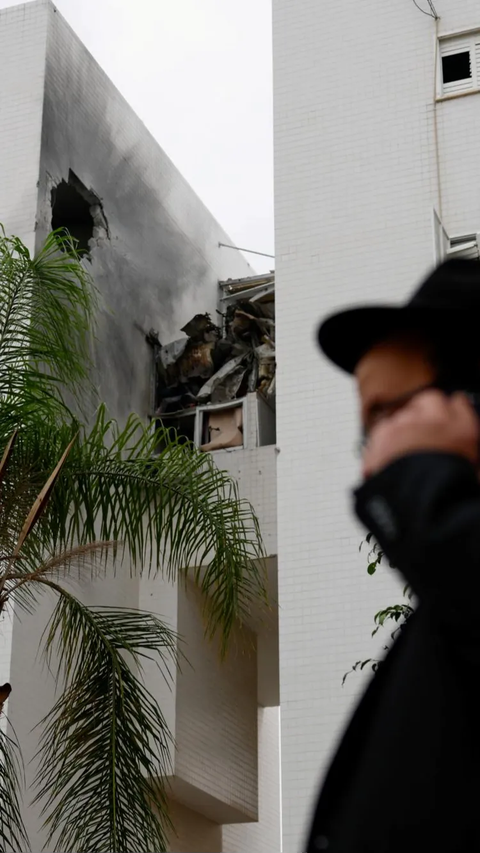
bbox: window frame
[438,31,480,98]
[447,233,480,260]
[432,211,480,262]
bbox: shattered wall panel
[154,275,276,448]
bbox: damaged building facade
[154,272,276,453]
[0,2,280,852]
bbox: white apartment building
[0,2,280,851]
[273,1,480,850]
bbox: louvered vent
[447,234,480,261]
[439,33,480,97]
[432,212,480,263]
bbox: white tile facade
[0,1,47,251]
[0,0,49,732]
[223,707,282,853]
[273,0,480,849]
[175,581,259,823]
[168,801,223,853]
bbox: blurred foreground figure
[307,259,480,853]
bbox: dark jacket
[306,451,480,853]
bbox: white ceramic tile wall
[273,0,480,848]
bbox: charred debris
[150,273,275,452]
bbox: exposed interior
[51,170,109,255]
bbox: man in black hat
[307,258,480,853]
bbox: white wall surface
[0,0,48,739]
[215,443,277,558]
[175,580,258,823]
[0,1,47,250]
[222,706,282,853]
[214,442,281,851]
[0,611,13,733]
[167,800,222,853]
[273,0,480,849]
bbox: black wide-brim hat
[318,258,480,374]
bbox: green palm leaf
[0,414,267,649]
[33,585,176,853]
[0,227,96,420]
[0,725,29,852]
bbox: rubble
[196,354,246,404]
[153,273,275,450]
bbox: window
[439,32,480,97]
[432,211,480,262]
[447,234,480,261]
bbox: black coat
[306,452,480,853]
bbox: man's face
[355,335,436,440]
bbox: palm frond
[0,430,18,489]
[3,541,116,617]
[12,433,77,559]
[0,724,29,853]
[69,413,267,649]
[0,226,97,420]
[0,429,81,614]
[33,584,175,853]
[0,413,267,650]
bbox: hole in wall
[51,170,109,256]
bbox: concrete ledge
[167,776,257,825]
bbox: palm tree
[0,228,266,853]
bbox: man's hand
[362,390,480,479]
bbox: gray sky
[1,0,274,272]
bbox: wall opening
[51,170,109,255]
[442,51,471,85]
[197,401,244,451]
[157,410,197,449]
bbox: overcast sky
[1,0,274,272]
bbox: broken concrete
[153,274,275,450]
